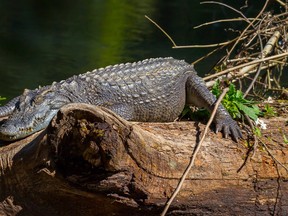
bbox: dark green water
[0,1,278,100]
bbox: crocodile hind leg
[185,74,242,142]
[0,96,19,117]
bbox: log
[0,103,287,215]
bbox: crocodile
[0,57,242,141]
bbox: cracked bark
[0,103,287,216]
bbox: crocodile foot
[214,116,243,142]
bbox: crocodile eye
[33,95,44,105]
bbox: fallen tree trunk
[0,103,287,215]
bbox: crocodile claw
[215,116,243,142]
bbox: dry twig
[161,88,229,216]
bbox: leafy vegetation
[263,104,276,118]
[180,81,262,122]
[180,105,210,121]
[211,81,261,121]
[283,134,288,144]
[0,96,5,105]
[253,127,262,138]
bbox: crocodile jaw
[0,87,71,141]
[0,109,58,141]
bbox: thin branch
[192,46,223,65]
[201,1,249,18]
[243,30,281,97]
[203,52,288,82]
[259,138,288,173]
[274,11,288,18]
[242,14,269,97]
[161,88,229,216]
[145,13,246,50]
[172,42,229,48]
[173,35,247,50]
[201,0,270,60]
[200,1,268,96]
[274,0,287,7]
[227,57,257,62]
[244,114,258,158]
[144,15,177,47]
[193,17,258,29]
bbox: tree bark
[0,103,287,216]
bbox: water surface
[0,1,283,100]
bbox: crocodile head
[0,87,71,141]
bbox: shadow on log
[0,103,287,215]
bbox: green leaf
[235,101,259,121]
[263,104,276,118]
[253,127,262,138]
[283,134,288,144]
[235,90,243,99]
[0,96,6,105]
[211,80,221,97]
[179,105,192,119]
[211,82,261,121]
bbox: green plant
[263,104,276,118]
[0,96,5,105]
[253,126,262,138]
[179,105,210,121]
[212,81,261,121]
[283,134,288,144]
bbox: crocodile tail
[0,96,19,117]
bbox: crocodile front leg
[185,74,242,141]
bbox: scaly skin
[0,57,242,141]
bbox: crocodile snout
[0,121,33,141]
[0,121,18,141]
